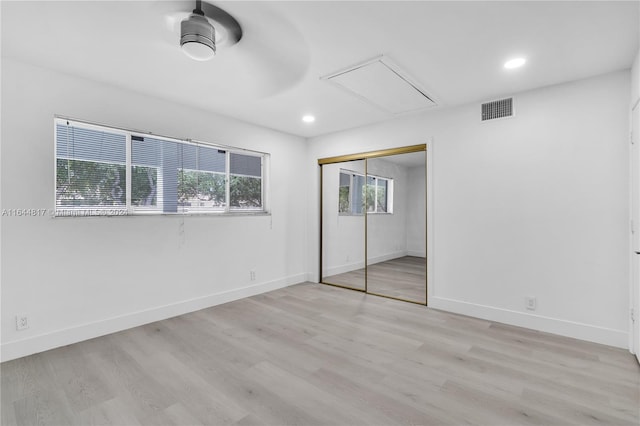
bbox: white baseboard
[1,274,306,362]
[368,251,408,265]
[324,260,366,277]
[407,250,426,258]
[429,296,628,348]
[324,251,407,276]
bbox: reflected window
[339,169,392,215]
[338,171,351,213]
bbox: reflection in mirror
[321,160,366,290]
[366,152,426,304]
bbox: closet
[319,145,427,304]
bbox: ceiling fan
[178,0,242,61]
[159,1,310,98]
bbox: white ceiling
[2,1,638,138]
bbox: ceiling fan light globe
[180,13,216,61]
[182,41,215,61]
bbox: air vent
[481,98,513,121]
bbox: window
[338,170,392,215]
[338,172,351,213]
[55,119,267,216]
[366,175,388,213]
[56,124,127,212]
[230,153,262,209]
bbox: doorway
[319,145,427,304]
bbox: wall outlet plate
[16,314,29,330]
[525,296,537,311]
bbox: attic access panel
[323,57,436,114]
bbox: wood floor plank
[84,340,178,423]
[45,345,115,414]
[13,388,76,426]
[307,366,448,425]
[2,282,639,425]
[141,402,205,426]
[521,387,637,425]
[439,379,564,426]
[75,397,142,426]
[119,336,249,425]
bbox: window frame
[228,151,265,212]
[54,117,269,217]
[366,174,390,214]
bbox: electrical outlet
[250,271,256,281]
[525,296,537,311]
[16,314,29,331]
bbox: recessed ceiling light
[302,115,316,123]
[504,57,526,69]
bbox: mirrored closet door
[319,146,427,305]
[366,151,426,304]
[321,159,366,291]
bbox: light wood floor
[323,256,426,303]
[368,256,426,303]
[2,283,639,425]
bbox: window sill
[53,210,271,218]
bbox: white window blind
[56,122,127,211]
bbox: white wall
[632,52,639,107]
[321,161,366,277]
[0,59,308,361]
[307,70,631,348]
[406,165,426,257]
[629,49,640,356]
[366,157,410,263]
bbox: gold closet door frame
[318,144,427,305]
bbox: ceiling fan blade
[156,1,310,98]
[221,37,309,98]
